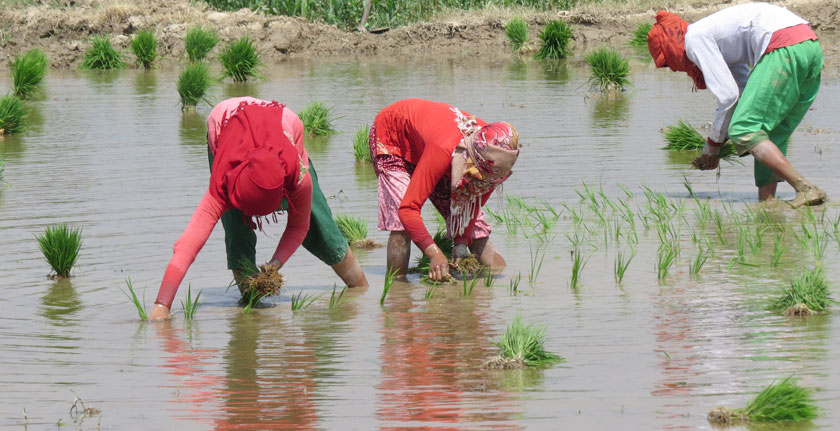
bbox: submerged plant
[185,26,219,62]
[131,30,157,69]
[534,20,572,60]
[769,267,834,316]
[121,277,148,320]
[484,315,564,369]
[708,376,818,425]
[10,49,48,99]
[82,35,125,70]
[219,36,261,82]
[177,62,211,111]
[36,223,82,278]
[299,100,338,135]
[506,16,529,52]
[630,23,652,47]
[0,95,26,135]
[353,124,371,162]
[181,284,202,320]
[585,46,629,92]
[381,265,398,306]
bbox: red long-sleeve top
[372,99,492,251]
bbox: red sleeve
[453,190,493,245]
[155,191,227,308]
[271,171,312,265]
[398,145,451,250]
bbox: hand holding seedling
[695,138,721,170]
[453,243,470,264]
[425,244,451,281]
[149,304,171,320]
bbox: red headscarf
[647,10,706,90]
[209,102,299,226]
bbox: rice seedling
[708,376,818,425]
[36,223,82,278]
[505,16,529,52]
[656,245,677,281]
[177,62,211,111]
[662,120,737,157]
[569,248,586,290]
[769,267,835,316]
[185,26,219,62]
[353,124,371,162]
[219,36,261,82]
[181,284,202,320]
[585,46,630,92]
[689,247,707,278]
[81,35,125,70]
[713,209,727,246]
[462,276,479,297]
[237,260,284,306]
[335,213,371,246]
[534,20,572,60]
[483,315,563,369]
[131,30,157,69]
[242,292,267,314]
[810,229,828,264]
[484,266,494,287]
[10,48,48,99]
[381,265,398,306]
[299,100,338,135]
[0,94,26,135]
[630,23,652,47]
[771,231,786,267]
[424,284,439,299]
[328,285,347,310]
[290,290,321,311]
[415,229,453,271]
[614,250,633,284]
[120,277,148,320]
[508,272,521,294]
[528,243,545,284]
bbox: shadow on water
[39,279,83,327]
[134,70,158,95]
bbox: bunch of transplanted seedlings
[82,35,125,70]
[219,36,261,82]
[505,16,529,53]
[299,100,338,135]
[334,213,380,249]
[184,26,219,62]
[483,316,564,369]
[236,260,284,310]
[36,223,82,278]
[353,124,371,162]
[177,62,211,111]
[768,267,835,316]
[0,94,26,135]
[585,47,630,92]
[534,20,573,60]
[708,376,818,425]
[630,23,652,47]
[10,49,48,99]
[131,29,157,69]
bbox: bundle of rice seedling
[768,267,834,316]
[506,17,529,52]
[185,26,219,62]
[450,254,484,279]
[299,100,338,135]
[708,376,818,425]
[239,263,284,301]
[353,124,371,162]
[661,120,738,164]
[81,35,125,70]
[534,20,573,60]
[630,23,652,47]
[36,223,82,278]
[483,315,564,369]
[131,29,157,69]
[585,46,630,92]
[177,62,211,111]
[10,49,48,99]
[219,36,261,82]
[0,95,26,135]
[335,213,380,249]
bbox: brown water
[1,51,839,430]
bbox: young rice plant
[121,277,148,320]
[10,49,48,99]
[82,35,125,70]
[492,315,563,367]
[299,100,338,135]
[181,284,202,320]
[585,46,630,92]
[219,36,261,82]
[662,120,737,157]
[353,124,371,162]
[768,267,834,315]
[505,17,529,52]
[177,62,211,110]
[0,94,26,135]
[708,376,818,424]
[534,20,572,60]
[131,30,158,69]
[334,213,368,244]
[185,26,220,62]
[36,223,82,278]
[630,23,652,47]
[381,265,399,306]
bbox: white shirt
[685,2,807,143]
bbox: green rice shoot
[10,49,48,99]
[290,290,321,311]
[299,100,338,135]
[120,277,148,321]
[181,284,202,320]
[219,36,261,82]
[768,267,834,314]
[185,26,220,62]
[585,46,630,92]
[329,285,347,309]
[131,29,157,69]
[534,20,572,60]
[661,120,737,157]
[415,229,454,271]
[353,124,371,162]
[0,94,26,135]
[505,17,529,52]
[81,35,125,70]
[630,23,652,47]
[381,265,399,306]
[334,213,368,243]
[740,376,818,422]
[36,223,82,278]
[177,62,211,110]
[492,315,563,367]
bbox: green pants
[208,148,348,271]
[728,40,823,187]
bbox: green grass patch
[177,62,211,111]
[630,23,652,47]
[585,46,629,92]
[485,315,563,369]
[299,100,338,135]
[534,20,572,60]
[0,94,26,135]
[131,30,157,69]
[505,16,529,52]
[81,35,125,70]
[185,26,219,62]
[353,124,371,162]
[219,36,261,82]
[10,48,48,99]
[36,223,82,278]
[768,267,835,315]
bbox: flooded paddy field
[1,48,839,430]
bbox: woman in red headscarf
[370,99,520,281]
[149,98,367,320]
[648,3,826,206]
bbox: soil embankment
[0,0,838,69]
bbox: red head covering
[209,102,299,225]
[647,10,706,90]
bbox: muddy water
[0,50,839,430]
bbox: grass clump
[483,315,563,369]
[534,20,572,60]
[177,62,211,111]
[708,376,818,425]
[10,49,48,99]
[0,94,26,135]
[131,30,157,69]
[120,277,148,320]
[505,16,529,52]
[585,46,630,92]
[335,213,379,248]
[81,35,125,70]
[353,124,371,162]
[630,23,652,47]
[768,267,834,316]
[219,36,261,82]
[185,26,219,62]
[299,100,338,135]
[36,223,82,278]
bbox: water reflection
[0,133,26,160]
[84,69,121,88]
[537,59,569,83]
[134,70,158,95]
[352,162,376,187]
[25,103,45,135]
[179,111,207,146]
[223,82,261,100]
[591,92,630,128]
[39,279,82,327]
[305,134,332,156]
[506,57,529,82]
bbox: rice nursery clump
[769,267,834,316]
[505,16,529,52]
[335,213,380,249]
[239,263,284,301]
[81,35,125,70]
[185,26,219,62]
[219,36,261,82]
[10,49,48,99]
[662,120,737,158]
[585,46,630,92]
[177,62,211,111]
[630,23,652,47]
[483,316,563,370]
[299,100,338,135]
[708,376,818,425]
[353,124,372,162]
[36,223,83,278]
[0,95,26,135]
[534,20,573,60]
[131,29,157,69]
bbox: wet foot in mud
[788,183,827,208]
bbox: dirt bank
[0,0,838,69]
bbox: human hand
[424,244,451,281]
[149,304,171,321]
[695,137,722,170]
[453,243,470,264]
[267,258,283,269]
